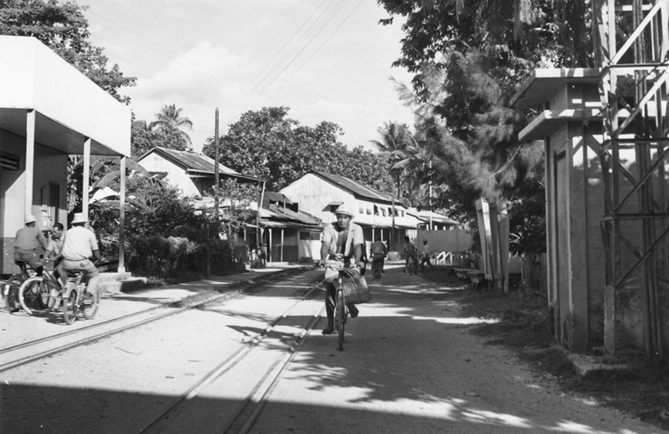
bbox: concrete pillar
[280,228,284,262]
[25,110,35,216]
[82,138,91,219]
[118,156,126,273]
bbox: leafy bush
[89,175,241,278]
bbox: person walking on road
[403,236,418,275]
[318,203,365,335]
[420,239,433,272]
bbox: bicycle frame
[323,262,354,351]
[62,270,98,325]
[16,260,63,315]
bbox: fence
[416,229,474,253]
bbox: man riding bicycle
[370,238,388,278]
[318,203,365,335]
[60,213,101,300]
[14,214,49,275]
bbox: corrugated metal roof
[148,146,244,177]
[265,204,322,226]
[264,191,294,205]
[405,208,459,225]
[313,171,393,203]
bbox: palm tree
[149,104,193,146]
[370,122,413,201]
[369,122,412,154]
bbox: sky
[83,0,416,153]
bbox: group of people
[317,202,434,335]
[403,236,433,274]
[13,212,101,305]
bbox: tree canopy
[374,0,593,253]
[0,0,136,103]
[203,107,394,193]
[148,104,193,151]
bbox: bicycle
[17,261,62,316]
[61,269,99,325]
[333,268,350,351]
[371,254,385,279]
[405,254,418,275]
[3,266,36,313]
[323,261,359,351]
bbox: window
[300,232,320,240]
[0,152,19,170]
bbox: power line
[251,0,346,94]
[256,0,363,102]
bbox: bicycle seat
[65,270,85,278]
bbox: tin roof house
[137,146,259,197]
[280,171,424,251]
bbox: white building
[0,36,131,274]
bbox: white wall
[0,36,130,156]
[416,229,474,253]
[280,173,357,224]
[138,153,200,197]
[280,173,414,228]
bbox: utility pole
[214,108,220,218]
[429,159,433,230]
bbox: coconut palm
[370,122,414,202]
[149,104,193,146]
[369,122,412,154]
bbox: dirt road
[1,265,664,433]
[252,265,665,434]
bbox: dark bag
[335,269,371,304]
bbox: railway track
[2,268,329,433]
[140,279,324,433]
[0,268,309,373]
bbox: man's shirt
[321,222,364,258]
[14,227,48,253]
[61,226,98,261]
[47,237,64,257]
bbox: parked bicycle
[17,260,62,315]
[61,269,99,325]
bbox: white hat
[25,214,37,224]
[334,203,356,218]
[71,212,88,224]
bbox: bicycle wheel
[336,290,345,351]
[81,288,99,319]
[62,286,77,325]
[18,277,49,315]
[4,274,23,313]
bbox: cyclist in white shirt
[60,213,101,298]
[318,203,365,334]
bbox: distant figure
[371,239,388,279]
[403,236,418,275]
[420,239,433,272]
[14,214,48,275]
